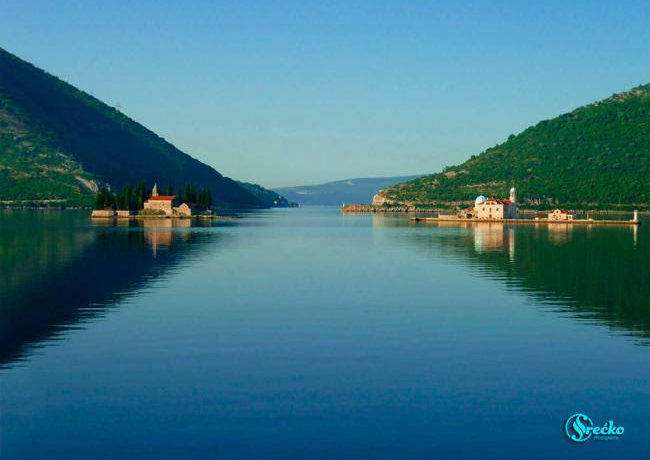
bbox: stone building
[475,198,516,219]
[90,209,116,218]
[174,203,192,217]
[548,209,574,221]
[473,188,517,220]
[141,184,198,217]
[143,184,176,216]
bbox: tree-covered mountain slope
[0,47,267,208]
[379,84,650,208]
[237,181,297,208]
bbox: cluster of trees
[171,183,212,208]
[94,183,148,210]
[93,182,213,210]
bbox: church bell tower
[509,187,516,203]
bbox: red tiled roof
[477,198,512,205]
[147,195,176,201]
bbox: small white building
[548,209,574,221]
[475,198,517,219]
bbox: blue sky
[1,1,648,187]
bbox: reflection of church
[142,218,191,257]
[472,222,516,261]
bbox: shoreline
[411,216,640,226]
[90,214,238,220]
[341,204,649,215]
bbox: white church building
[472,187,518,219]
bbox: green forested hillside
[381,84,650,208]
[0,47,268,208]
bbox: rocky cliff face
[371,192,393,206]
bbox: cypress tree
[136,182,146,208]
[102,188,110,209]
[124,185,133,210]
[183,184,190,203]
[197,188,212,208]
[94,187,105,210]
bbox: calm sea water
[0,208,648,459]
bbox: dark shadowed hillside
[238,181,296,208]
[0,47,268,208]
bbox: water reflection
[0,212,221,368]
[141,218,192,256]
[373,215,650,342]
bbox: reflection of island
[433,221,517,259]
[468,222,515,260]
[142,218,191,256]
[0,213,219,368]
[374,216,650,341]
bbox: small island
[91,183,219,219]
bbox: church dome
[474,195,487,206]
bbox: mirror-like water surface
[1,208,648,459]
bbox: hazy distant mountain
[0,47,272,208]
[274,175,424,206]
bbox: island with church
[411,187,639,225]
[91,183,216,219]
[343,186,640,226]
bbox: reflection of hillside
[0,212,96,303]
[0,214,218,367]
[378,217,650,342]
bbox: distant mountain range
[378,84,650,208]
[0,47,288,208]
[274,175,424,206]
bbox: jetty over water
[410,216,640,226]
